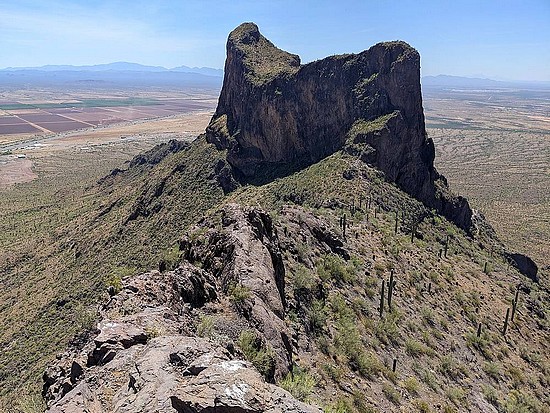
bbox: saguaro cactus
[511,288,520,322]
[503,308,510,336]
[379,280,385,317]
[388,270,395,310]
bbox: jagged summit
[207,23,472,230]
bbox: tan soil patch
[0,157,37,187]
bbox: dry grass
[426,88,550,269]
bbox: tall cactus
[503,307,510,336]
[388,270,395,310]
[511,288,520,322]
[379,279,385,317]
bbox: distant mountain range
[0,62,223,77]
[422,74,550,89]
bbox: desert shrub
[503,390,540,413]
[374,261,386,277]
[374,311,401,345]
[421,307,436,326]
[403,376,420,395]
[317,254,357,284]
[324,398,354,413]
[159,245,180,271]
[15,393,45,413]
[196,315,214,338]
[229,283,251,304]
[481,384,499,406]
[280,366,316,401]
[439,355,467,380]
[323,363,344,382]
[465,330,492,359]
[293,265,316,292]
[442,404,457,413]
[420,369,438,391]
[507,365,526,387]
[308,299,327,334]
[330,293,355,320]
[237,330,275,381]
[446,386,467,407]
[106,265,135,293]
[412,399,431,413]
[355,351,383,379]
[483,361,501,381]
[382,382,401,405]
[405,339,433,357]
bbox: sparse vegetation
[280,366,316,402]
[238,330,275,381]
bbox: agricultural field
[0,89,216,145]
[424,85,550,268]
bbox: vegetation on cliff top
[229,22,300,84]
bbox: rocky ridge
[43,204,323,413]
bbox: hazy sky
[1,0,548,81]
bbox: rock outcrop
[206,22,472,231]
[43,204,321,412]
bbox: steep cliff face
[206,22,472,230]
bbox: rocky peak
[207,23,473,231]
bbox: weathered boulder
[206,22,472,231]
[45,335,320,413]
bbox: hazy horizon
[0,0,549,81]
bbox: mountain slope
[0,22,547,413]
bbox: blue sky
[0,0,548,80]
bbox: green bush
[238,330,275,381]
[483,362,501,381]
[280,366,316,401]
[160,245,180,271]
[481,384,499,406]
[439,355,466,380]
[405,339,433,357]
[293,265,315,292]
[382,382,401,405]
[308,299,327,334]
[504,390,540,413]
[403,376,420,395]
[412,399,431,413]
[196,315,214,338]
[374,311,401,345]
[446,386,467,407]
[106,265,135,293]
[317,254,357,284]
[229,283,252,304]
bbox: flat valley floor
[424,86,549,268]
[1,84,548,269]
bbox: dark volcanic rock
[129,139,189,168]
[206,22,472,231]
[506,252,539,283]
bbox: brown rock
[206,22,472,231]
[46,336,320,413]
